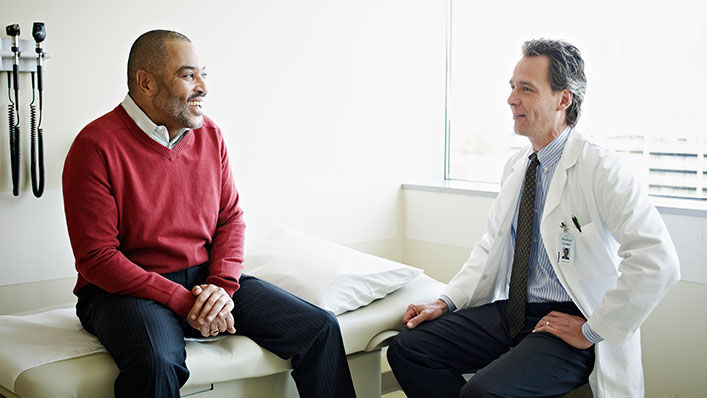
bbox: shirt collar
[121,94,189,148]
[534,126,572,172]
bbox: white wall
[0,0,446,291]
[402,186,707,397]
[4,1,705,395]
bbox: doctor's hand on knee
[532,311,593,350]
[403,299,449,329]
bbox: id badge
[559,231,576,266]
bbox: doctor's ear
[557,89,572,111]
[557,89,573,111]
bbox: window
[445,0,707,200]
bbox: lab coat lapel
[542,129,583,220]
[540,129,586,308]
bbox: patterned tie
[507,153,540,338]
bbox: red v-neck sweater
[62,105,245,319]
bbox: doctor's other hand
[403,299,449,329]
[533,311,593,350]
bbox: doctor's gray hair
[522,39,586,127]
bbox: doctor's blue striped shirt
[510,126,572,305]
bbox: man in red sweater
[62,30,355,398]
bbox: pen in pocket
[571,216,582,233]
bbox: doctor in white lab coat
[388,39,679,398]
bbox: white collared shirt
[121,94,190,149]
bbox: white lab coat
[443,130,680,397]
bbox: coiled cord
[8,105,18,195]
[7,72,20,197]
[30,106,45,197]
[29,72,44,197]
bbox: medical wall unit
[1,22,50,198]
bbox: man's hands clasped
[187,284,236,337]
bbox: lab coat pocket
[573,221,620,281]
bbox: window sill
[402,181,707,218]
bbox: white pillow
[243,226,423,315]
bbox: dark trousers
[77,265,355,398]
[387,300,595,398]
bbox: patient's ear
[135,69,158,97]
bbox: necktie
[507,153,540,338]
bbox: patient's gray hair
[522,39,586,127]
[127,30,191,93]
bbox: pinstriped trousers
[387,300,594,398]
[76,265,356,398]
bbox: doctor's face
[507,56,566,145]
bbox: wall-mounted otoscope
[29,22,45,197]
[2,22,50,197]
[6,23,21,197]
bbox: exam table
[0,274,444,398]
